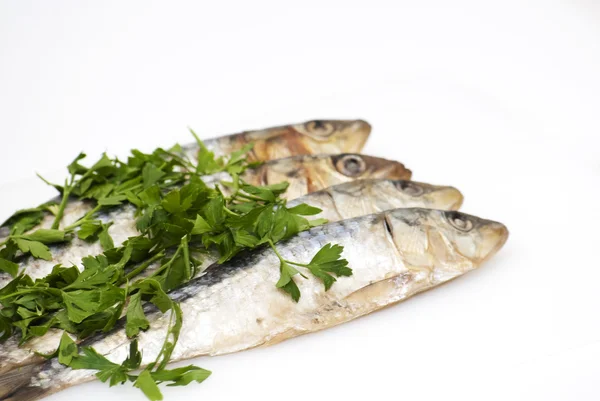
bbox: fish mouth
[323,120,371,153]
[479,221,509,263]
[342,120,371,152]
[440,187,464,210]
[292,119,371,154]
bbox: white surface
[1,1,599,400]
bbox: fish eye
[445,211,473,232]
[394,181,424,196]
[334,155,366,177]
[305,120,335,137]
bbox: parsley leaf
[278,270,301,302]
[15,239,52,260]
[98,223,114,250]
[135,370,163,400]
[0,258,18,277]
[191,215,212,235]
[287,203,323,216]
[305,244,352,290]
[57,332,78,365]
[125,292,149,337]
[70,346,130,387]
[78,220,103,240]
[142,163,166,188]
[61,290,101,323]
[152,365,212,387]
[98,195,127,206]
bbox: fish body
[184,119,371,162]
[0,208,508,400]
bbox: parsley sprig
[271,242,352,301]
[0,131,351,400]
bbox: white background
[1,1,599,400]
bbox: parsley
[270,242,351,301]
[0,227,68,262]
[0,258,18,277]
[0,130,350,399]
[61,336,211,400]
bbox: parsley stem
[51,178,73,230]
[159,149,196,171]
[149,243,183,278]
[153,303,181,371]
[181,236,191,281]
[222,207,240,217]
[284,260,310,267]
[267,241,310,268]
[63,205,102,231]
[123,251,165,282]
[189,128,206,150]
[235,192,266,202]
[267,240,285,262]
[0,287,55,300]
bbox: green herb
[0,130,350,399]
[270,242,351,301]
[0,227,68,262]
[60,336,211,400]
[0,258,19,277]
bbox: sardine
[0,208,508,401]
[183,119,371,162]
[287,179,463,220]
[0,177,452,376]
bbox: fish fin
[0,363,46,401]
[343,273,413,305]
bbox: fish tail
[0,363,47,401]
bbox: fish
[0,208,508,401]
[0,177,451,376]
[182,119,372,162]
[287,179,464,220]
[0,153,410,288]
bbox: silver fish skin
[287,179,463,221]
[0,153,408,288]
[0,208,508,401]
[0,178,454,375]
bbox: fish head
[387,181,464,210]
[385,209,508,279]
[322,179,463,214]
[436,210,509,264]
[292,120,371,154]
[328,154,412,182]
